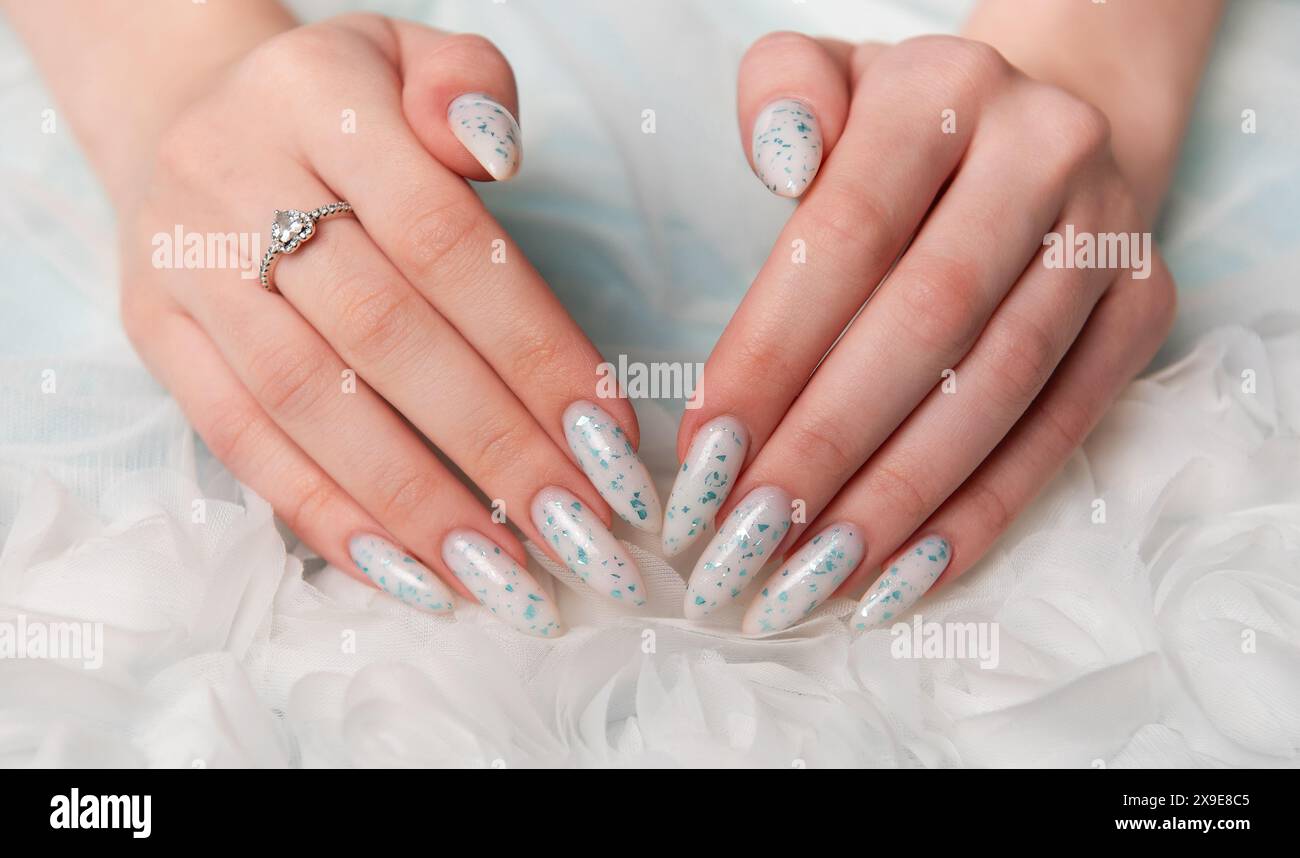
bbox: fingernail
[441,529,564,637]
[447,93,522,181]
[751,98,822,198]
[563,400,662,535]
[743,522,865,635]
[662,416,749,557]
[683,486,792,619]
[852,535,950,631]
[349,534,455,613]
[532,486,647,606]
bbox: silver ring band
[259,202,353,292]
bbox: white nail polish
[661,416,749,558]
[852,535,950,631]
[447,93,522,181]
[683,486,792,619]
[532,486,647,606]
[563,401,662,535]
[751,98,822,198]
[349,534,455,614]
[441,529,564,637]
[743,522,865,635]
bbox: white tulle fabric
[2,325,1297,768]
[1,0,1299,767]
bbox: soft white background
[0,0,1297,766]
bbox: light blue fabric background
[0,0,1296,515]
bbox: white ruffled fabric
[1,0,1299,767]
[2,324,1297,767]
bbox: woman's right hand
[118,13,661,636]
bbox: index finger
[293,20,661,532]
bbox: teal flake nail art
[852,535,950,631]
[751,98,822,198]
[448,93,522,181]
[531,486,647,606]
[683,486,792,619]
[349,534,454,614]
[662,416,749,557]
[563,401,662,535]
[441,529,564,638]
[742,522,865,634]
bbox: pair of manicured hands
[119,14,1174,637]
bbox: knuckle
[199,398,265,465]
[394,195,487,283]
[887,36,1008,103]
[374,467,443,524]
[863,460,931,525]
[1034,394,1095,455]
[249,26,336,77]
[984,311,1059,408]
[788,416,860,485]
[892,254,985,360]
[801,182,895,271]
[336,280,422,367]
[964,478,1012,537]
[506,330,565,384]
[280,473,341,537]
[248,341,330,419]
[467,411,530,484]
[730,335,799,393]
[1038,87,1112,169]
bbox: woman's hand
[668,33,1178,633]
[117,14,660,636]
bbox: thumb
[390,21,523,182]
[738,31,853,199]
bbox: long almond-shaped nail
[448,93,522,181]
[662,416,748,557]
[441,529,564,637]
[683,486,791,619]
[852,535,950,631]
[532,486,647,606]
[743,522,865,635]
[349,534,455,614]
[751,98,822,198]
[563,400,662,535]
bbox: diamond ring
[258,202,354,292]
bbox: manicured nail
[743,522,865,635]
[563,401,662,535]
[662,416,749,557]
[852,535,950,631]
[441,529,564,637]
[751,98,822,198]
[683,486,792,619]
[349,534,454,614]
[532,486,647,606]
[447,93,522,181]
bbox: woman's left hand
[666,33,1177,633]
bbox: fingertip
[447,91,522,181]
[395,27,523,181]
[737,32,852,198]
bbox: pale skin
[4,1,1222,616]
